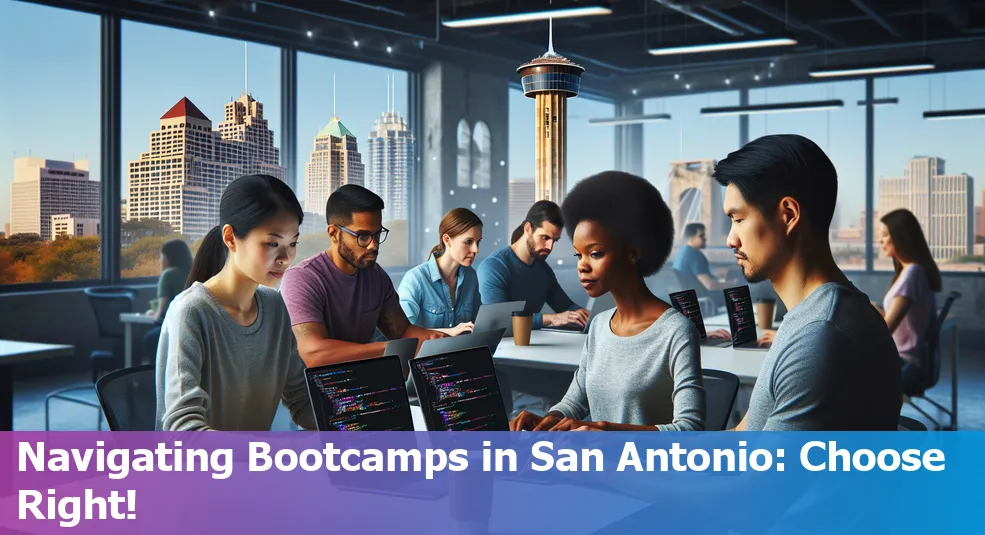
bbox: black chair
[898,415,928,431]
[95,364,157,431]
[44,286,138,430]
[904,291,961,431]
[702,369,740,431]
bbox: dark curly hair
[561,171,674,277]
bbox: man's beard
[339,238,377,269]
[525,236,550,261]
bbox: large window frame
[3,2,984,293]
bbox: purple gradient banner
[1,431,982,534]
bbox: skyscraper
[508,178,535,235]
[127,95,285,240]
[304,116,365,214]
[668,160,727,246]
[878,157,974,261]
[10,157,99,240]
[517,22,584,205]
[366,110,414,222]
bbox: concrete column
[614,99,643,176]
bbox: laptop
[542,292,617,334]
[723,285,767,351]
[410,346,510,431]
[473,300,525,337]
[384,337,419,380]
[668,289,732,348]
[304,355,415,432]
[405,328,507,400]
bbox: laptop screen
[669,289,707,338]
[724,285,757,346]
[410,347,509,431]
[305,355,414,431]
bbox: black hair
[186,174,303,288]
[326,184,385,226]
[561,171,674,277]
[714,134,837,238]
[683,222,706,239]
[510,200,564,244]
[160,239,192,273]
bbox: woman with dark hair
[142,239,193,360]
[155,174,314,431]
[511,171,705,432]
[398,208,483,336]
[875,208,942,394]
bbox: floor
[14,347,985,431]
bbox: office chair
[95,364,157,431]
[44,286,138,430]
[904,291,961,431]
[702,369,740,431]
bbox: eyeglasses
[337,225,388,247]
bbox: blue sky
[2,0,983,232]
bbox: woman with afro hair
[510,171,706,432]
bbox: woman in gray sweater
[510,171,705,432]
[155,174,315,431]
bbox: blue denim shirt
[397,254,481,329]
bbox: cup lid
[512,311,532,317]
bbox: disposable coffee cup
[512,311,533,346]
[755,299,776,331]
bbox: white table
[0,339,74,430]
[494,331,767,384]
[119,312,158,368]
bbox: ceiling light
[674,73,680,80]
[386,46,392,53]
[208,10,215,17]
[588,113,672,126]
[631,89,638,95]
[685,83,691,90]
[856,97,899,107]
[701,99,844,116]
[754,74,761,81]
[649,36,796,57]
[923,108,985,120]
[353,40,359,48]
[306,30,313,38]
[810,59,935,78]
[442,4,612,28]
[725,78,731,85]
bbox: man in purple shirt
[281,185,443,367]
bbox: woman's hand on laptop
[758,329,776,348]
[511,410,562,431]
[544,309,589,328]
[548,418,605,432]
[707,329,732,340]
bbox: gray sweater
[155,283,315,431]
[551,307,706,431]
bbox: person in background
[874,208,941,395]
[511,171,705,432]
[142,239,192,362]
[398,208,483,336]
[673,222,734,295]
[155,174,314,431]
[281,185,443,368]
[712,134,901,431]
[477,200,589,330]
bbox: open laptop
[669,289,732,348]
[473,300,525,337]
[384,337,419,380]
[410,346,510,431]
[304,355,414,431]
[405,328,507,400]
[541,292,617,334]
[723,285,767,351]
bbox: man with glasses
[281,185,444,367]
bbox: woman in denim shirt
[398,208,483,336]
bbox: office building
[517,26,584,205]
[366,111,414,222]
[878,157,974,261]
[668,159,727,246]
[51,214,99,240]
[10,157,100,240]
[975,205,982,242]
[508,178,535,237]
[304,116,365,214]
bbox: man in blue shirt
[673,222,733,302]
[477,200,588,330]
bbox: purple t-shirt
[882,263,936,367]
[280,252,398,344]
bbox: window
[644,91,739,247]
[121,22,281,277]
[471,121,492,189]
[457,119,471,187]
[0,1,101,285]
[749,82,865,271]
[874,71,985,272]
[297,53,410,267]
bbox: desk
[119,312,158,368]
[0,339,74,430]
[494,331,767,384]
